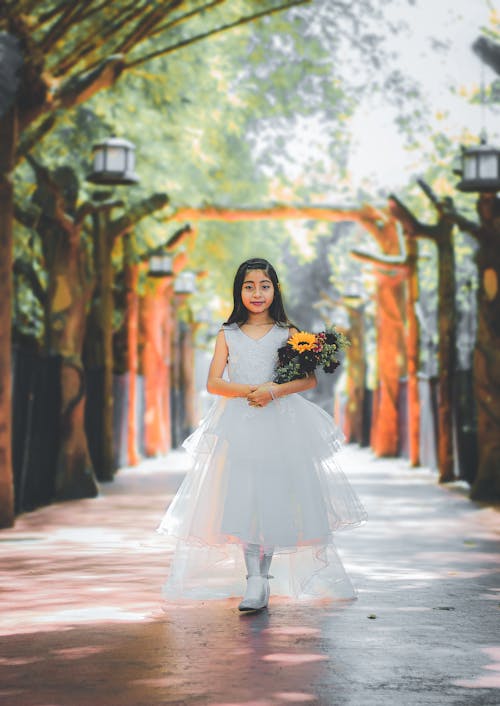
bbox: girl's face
[241,269,275,315]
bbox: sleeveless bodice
[222,323,289,385]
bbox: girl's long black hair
[224,258,293,327]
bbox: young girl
[158,258,367,610]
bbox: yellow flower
[288,331,316,352]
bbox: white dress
[157,323,367,600]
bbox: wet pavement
[0,446,499,706]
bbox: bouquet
[274,327,349,384]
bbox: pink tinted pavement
[0,446,499,706]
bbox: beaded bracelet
[268,387,276,401]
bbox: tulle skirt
[157,393,367,600]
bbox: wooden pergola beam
[167,204,363,222]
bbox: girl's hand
[247,384,276,408]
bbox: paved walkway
[0,447,499,706]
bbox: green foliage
[9,0,481,360]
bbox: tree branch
[150,0,226,38]
[36,1,72,29]
[167,204,358,222]
[54,54,126,110]
[109,193,169,240]
[39,1,92,52]
[25,154,74,235]
[388,193,439,239]
[392,182,481,240]
[126,0,311,69]
[139,224,192,262]
[48,1,140,76]
[350,249,409,271]
[116,3,179,56]
[16,113,59,163]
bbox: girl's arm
[207,330,257,398]
[247,374,316,407]
[247,326,316,407]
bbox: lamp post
[84,135,138,480]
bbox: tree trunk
[0,106,17,528]
[48,222,98,499]
[343,308,366,444]
[406,236,420,467]
[436,229,456,482]
[470,198,500,501]
[389,191,456,479]
[372,272,407,456]
[84,209,115,480]
[55,359,98,499]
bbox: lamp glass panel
[478,154,498,179]
[175,271,196,293]
[93,149,105,171]
[463,155,477,180]
[106,146,126,172]
[127,149,135,172]
[150,256,161,271]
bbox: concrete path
[0,447,499,706]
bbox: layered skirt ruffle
[157,394,367,600]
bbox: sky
[348,0,498,191]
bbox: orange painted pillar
[406,236,420,467]
[141,279,172,456]
[372,271,406,457]
[125,260,140,466]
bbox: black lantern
[87,136,139,185]
[148,254,173,278]
[456,136,500,193]
[174,271,196,295]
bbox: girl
[158,258,367,610]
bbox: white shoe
[239,545,271,611]
[238,575,270,611]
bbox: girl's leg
[239,543,270,611]
[260,546,274,578]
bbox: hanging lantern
[456,136,500,193]
[174,271,196,295]
[148,254,173,278]
[87,136,139,185]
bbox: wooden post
[406,235,420,467]
[99,208,115,480]
[343,307,366,444]
[84,200,118,481]
[470,193,500,500]
[0,106,17,527]
[389,190,455,480]
[124,234,140,466]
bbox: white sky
[348,0,498,191]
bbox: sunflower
[288,331,317,352]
